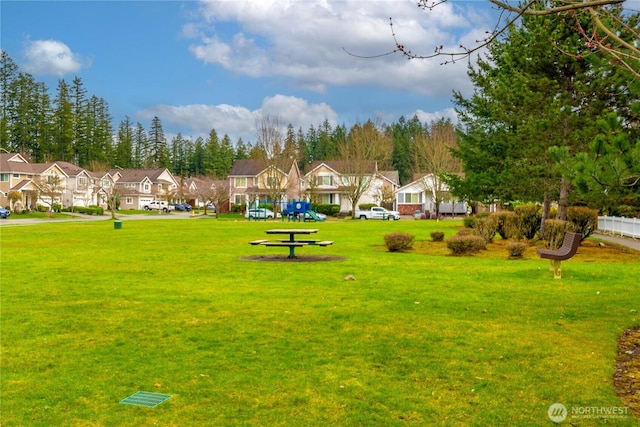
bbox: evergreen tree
[132,122,148,168]
[234,138,249,160]
[204,128,220,175]
[147,116,169,168]
[71,76,90,165]
[86,95,113,165]
[219,134,235,177]
[115,116,134,168]
[52,80,74,162]
[0,51,19,148]
[171,133,189,176]
[451,7,626,225]
[191,136,205,176]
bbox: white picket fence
[598,216,640,239]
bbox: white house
[396,174,467,216]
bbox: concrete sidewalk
[592,232,640,252]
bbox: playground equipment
[283,200,325,222]
[246,199,325,222]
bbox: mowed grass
[1,218,638,426]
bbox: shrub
[505,241,528,259]
[474,215,498,243]
[514,204,541,240]
[384,232,415,252]
[446,235,487,255]
[430,231,445,242]
[74,206,104,215]
[231,204,246,214]
[456,228,474,237]
[463,216,475,228]
[493,211,521,240]
[543,219,574,249]
[567,206,598,240]
[313,204,340,216]
[615,205,638,218]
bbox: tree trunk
[556,178,570,220]
[540,192,551,240]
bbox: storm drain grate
[120,391,172,408]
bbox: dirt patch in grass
[241,255,346,262]
[614,326,640,419]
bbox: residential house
[185,176,230,212]
[395,173,468,216]
[108,168,179,210]
[228,159,303,210]
[0,153,68,211]
[305,160,399,213]
[56,161,98,208]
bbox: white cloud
[22,40,86,77]
[185,0,489,96]
[412,108,458,125]
[137,94,338,143]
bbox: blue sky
[2,0,500,144]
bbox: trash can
[414,210,422,220]
[114,220,122,230]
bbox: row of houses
[0,153,467,215]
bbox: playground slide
[304,210,325,222]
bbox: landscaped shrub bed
[567,206,598,240]
[430,231,445,242]
[384,232,415,252]
[446,234,487,255]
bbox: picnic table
[249,228,333,258]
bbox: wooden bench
[317,240,334,246]
[262,242,308,247]
[249,239,268,245]
[536,232,581,278]
[278,239,319,244]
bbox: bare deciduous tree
[35,174,64,217]
[202,179,230,218]
[254,114,297,212]
[338,120,392,218]
[413,120,462,217]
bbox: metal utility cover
[120,391,172,408]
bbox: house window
[158,184,163,191]
[316,175,332,186]
[0,173,8,182]
[12,173,19,178]
[234,194,244,205]
[78,177,87,186]
[235,177,247,188]
[102,180,110,187]
[126,197,133,205]
[143,183,150,192]
[399,193,421,203]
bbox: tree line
[0,50,456,185]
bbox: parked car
[355,206,401,220]
[245,208,279,219]
[172,203,192,212]
[0,207,11,219]
[205,204,216,212]
[143,201,174,213]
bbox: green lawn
[1,218,638,426]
